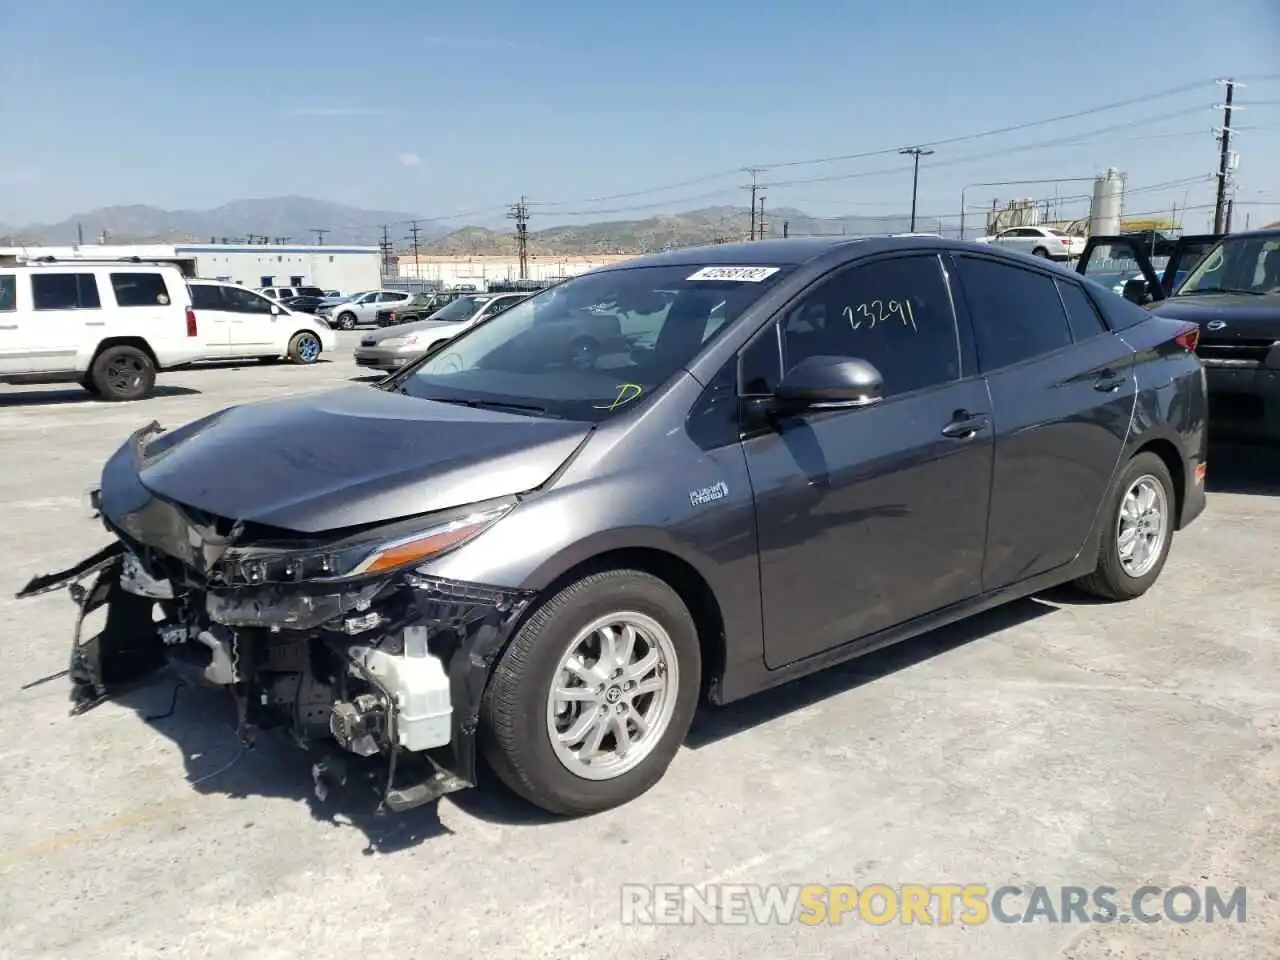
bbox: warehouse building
[394,253,639,290]
[0,242,381,294]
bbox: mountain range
[0,196,962,255]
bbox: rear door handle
[1094,370,1126,393]
[941,411,991,439]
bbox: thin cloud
[286,107,405,118]
[398,153,423,168]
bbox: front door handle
[1094,370,1126,393]
[941,411,991,439]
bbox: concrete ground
[1,332,1276,959]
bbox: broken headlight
[213,500,515,587]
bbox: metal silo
[1090,168,1125,236]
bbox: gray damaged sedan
[19,236,1209,817]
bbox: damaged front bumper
[17,425,534,813]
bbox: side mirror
[1122,277,1156,305]
[773,355,884,409]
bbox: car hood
[364,319,469,343]
[1152,292,1280,333]
[114,385,592,533]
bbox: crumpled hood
[118,385,591,533]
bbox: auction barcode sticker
[686,266,780,282]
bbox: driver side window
[742,255,962,400]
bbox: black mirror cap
[775,355,884,407]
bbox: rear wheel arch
[89,336,158,370]
[1131,437,1186,526]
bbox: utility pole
[783,220,790,239]
[757,193,766,240]
[405,221,422,277]
[379,225,393,273]
[1213,79,1239,235]
[311,228,329,245]
[899,146,934,232]
[507,197,529,279]
[77,222,84,245]
[744,168,762,241]
[1225,198,1235,233]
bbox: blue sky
[2,0,1278,234]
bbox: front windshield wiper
[1177,286,1267,296]
[425,396,559,418]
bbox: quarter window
[110,272,172,307]
[1055,280,1108,341]
[31,273,101,310]
[0,274,15,311]
[774,255,961,398]
[957,257,1072,370]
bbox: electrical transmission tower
[379,225,394,273]
[508,197,530,279]
[1213,78,1241,234]
[743,168,762,240]
[406,221,422,277]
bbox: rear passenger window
[188,285,225,310]
[957,257,1071,371]
[0,274,15,311]
[1055,280,1108,341]
[31,273,101,310]
[111,272,172,307]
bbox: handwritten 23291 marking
[843,299,917,333]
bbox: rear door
[27,272,101,372]
[0,271,21,373]
[1076,234,1223,304]
[951,253,1136,589]
[187,284,234,356]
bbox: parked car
[976,226,1086,261]
[278,295,330,314]
[19,237,1207,820]
[317,289,415,329]
[353,291,529,370]
[373,292,440,326]
[0,258,206,400]
[1076,229,1280,442]
[260,285,326,301]
[186,280,337,363]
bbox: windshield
[386,262,792,421]
[427,295,487,322]
[1176,234,1280,295]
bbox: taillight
[185,307,198,337]
[1060,237,1071,245]
[1173,322,1199,352]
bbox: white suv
[187,281,336,364]
[0,260,205,401]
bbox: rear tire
[287,331,322,364]
[1075,452,1176,601]
[1032,247,1050,258]
[480,569,701,816]
[90,345,156,401]
[336,312,357,330]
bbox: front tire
[336,311,357,330]
[90,345,156,401]
[1032,246,1050,258]
[1075,452,1176,600]
[480,569,701,816]
[287,331,322,364]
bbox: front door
[951,253,1135,588]
[743,253,994,669]
[220,285,279,352]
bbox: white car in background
[975,226,1086,261]
[316,289,415,330]
[186,281,337,364]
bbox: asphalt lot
[1,330,1277,959]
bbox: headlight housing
[213,499,514,587]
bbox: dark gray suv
[20,237,1209,817]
